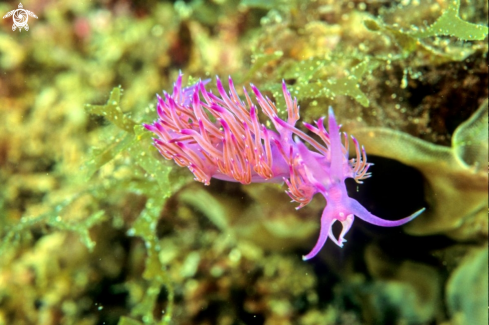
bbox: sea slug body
[144,74,425,260]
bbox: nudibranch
[144,74,425,260]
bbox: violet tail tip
[328,106,334,115]
[409,207,426,220]
[302,252,317,261]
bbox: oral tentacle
[348,198,425,227]
[330,214,354,247]
[302,205,335,261]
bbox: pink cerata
[144,74,425,260]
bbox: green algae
[243,51,283,81]
[241,0,291,10]
[364,0,488,63]
[83,87,185,195]
[83,87,191,324]
[408,0,488,40]
[1,85,186,324]
[118,317,144,325]
[254,0,488,109]
[83,132,135,180]
[126,196,174,325]
[263,56,379,107]
[85,87,137,134]
[0,192,106,254]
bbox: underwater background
[0,0,487,324]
